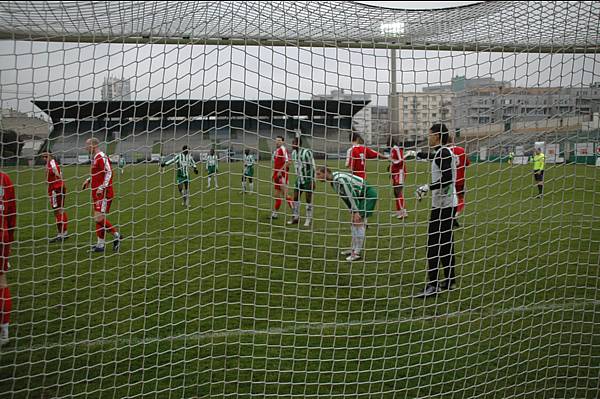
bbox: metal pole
[389,48,400,140]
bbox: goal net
[0,1,598,397]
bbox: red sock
[95,222,106,239]
[0,286,11,325]
[395,198,402,211]
[103,220,118,235]
[61,212,68,234]
[274,198,282,211]
[457,193,465,214]
[55,214,62,234]
[286,196,294,208]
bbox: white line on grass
[7,299,599,351]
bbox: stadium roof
[1,1,598,52]
[32,100,369,123]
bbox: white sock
[1,323,8,338]
[242,182,246,192]
[97,238,105,247]
[293,201,300,218]
[351,225,357,253]
[207,177,211,187]
[181,189,187,199]
[355,225,365,254]
[250,183,254,191]
[214,176,218,187]
[306,204,313,219]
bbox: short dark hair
[182,145,188,151]
[430,123,449,144]
[387,136,398,147]
[276,135,284,141]
[293,136,302,146]
[350,132,364,144]
[244,148,250,155]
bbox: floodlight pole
[389,47,400,140]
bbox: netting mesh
[0,1,599,398]
[1,1,599,51]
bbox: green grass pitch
[0,159,598,398]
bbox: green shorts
[176,173,190,185]
[207,166,217,175]
[244,168,254,178]
[294,178,314,192]
[356,186,378,219]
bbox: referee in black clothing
[415,123,458,298]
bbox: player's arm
[416,151,435,160]
[465,154,471,167]
[364,147,386,160]
[162,154,176,168]
[345,148,352,168]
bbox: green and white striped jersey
[291,148,316,183]
[164,153,197,178]
[331,171,367,211]
[244,154,255,170]
[205,154,218,170]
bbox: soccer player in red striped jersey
[388,136,408,219]
[82,138,121,253]
[345,132,387,179]
[450,139,471,222]
[0,172,16,345]
[41,152,69,242]
[271,136,293,219]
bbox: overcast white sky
[0,1,598,117]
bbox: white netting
[0,1,598,398]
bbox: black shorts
[534,170,544,182]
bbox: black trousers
[427,207,456,287]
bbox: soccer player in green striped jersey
[316,166,378,262]
[205,148,219,189]
[288,137,316,227]
[161,145,198,207]
[242,149,256,193]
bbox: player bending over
[271,136,293,219]
[82,138,122,253]
[288,137,316,227]
[0,172,16,345]
[205,148,219,189]
[316,166,377,262]
[41,151,69,242]
[161,145,198,207]
[242,149,255,193]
